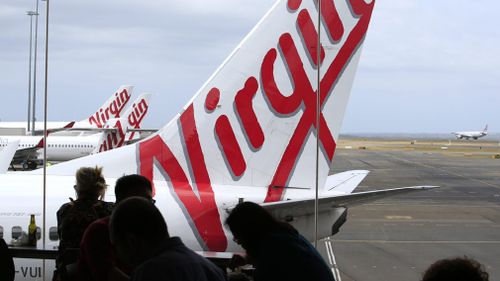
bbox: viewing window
[49,227,59,241]
[12,226,22,239]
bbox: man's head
[109,197,169,269]
[422,256,489,281]
[114,174,153,203]
[226,201,294,258]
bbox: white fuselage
[453,131,487,140]
[0,172,312,281]
[0,134,100,162]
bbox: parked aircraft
[452,125,488,140]
[0,1,433,280]
[0,85,134,135]
[0,93,151,169]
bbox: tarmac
[320,138,500,281]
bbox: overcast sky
[1,0,499,134]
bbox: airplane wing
[0,140,19,173]
[262,185,436,215]
[32,121,76,135]
[62,127,118,133]
[126,128,158,133]
[260,185,436,239]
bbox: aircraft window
[12,226,22,239]
[0,226,3,239]
[49,227,59,241]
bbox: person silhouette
[226,201,335,281]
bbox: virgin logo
[138,0,375,251]
[127,99,149,128]
[89,89,131,128]
[98,120,126,152]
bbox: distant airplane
[452,125,488,140]
[0,1,434,280]
[0,85,134,134]
[0,93,151,169]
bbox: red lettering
[288,0,302,10]
[262,0,374,202]
[234,77,264,149]
[99,120,126,152]
[119,89,131,107]
[215,115,246,177]
[88,114,102,128]
[109,100,118,116]
[104,107,111,121]
[115,92,122,108]
[137,99,147,114]
[205,88,220,112]
[297,9,325,66]
[139,105,227,251]
[128,113,138,128]
[317,0,344,42]
[127,100,148,129]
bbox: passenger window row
[47,144,95,148]
[0,143,95,148]
[0,225,59,241]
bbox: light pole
[31,0,41,133]
[42,1,49,279]
[26,11,38,132]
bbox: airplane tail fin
[483,124,488,133]
[45,0,375,191]
[46,0,376,195]
[81,85,134,128]
[139,0,376,202]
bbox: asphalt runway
[321,145,500,281]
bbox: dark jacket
[131,237,226,281]
[253,231,335,281]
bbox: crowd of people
[0,166,492,281]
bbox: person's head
[114,174,153,203]
[422,256,489,281]
[109,197,169,269]
[225,201,295,258]
[74,166,107,200]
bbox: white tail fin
[120,93,152,141]
[323,170,369,195]
[0,140,19,173]
[81,85,134,128]
[47,0,375,193]
[483,124,488,133]
[136,0,375,200]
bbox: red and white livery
[0,1,434,280]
